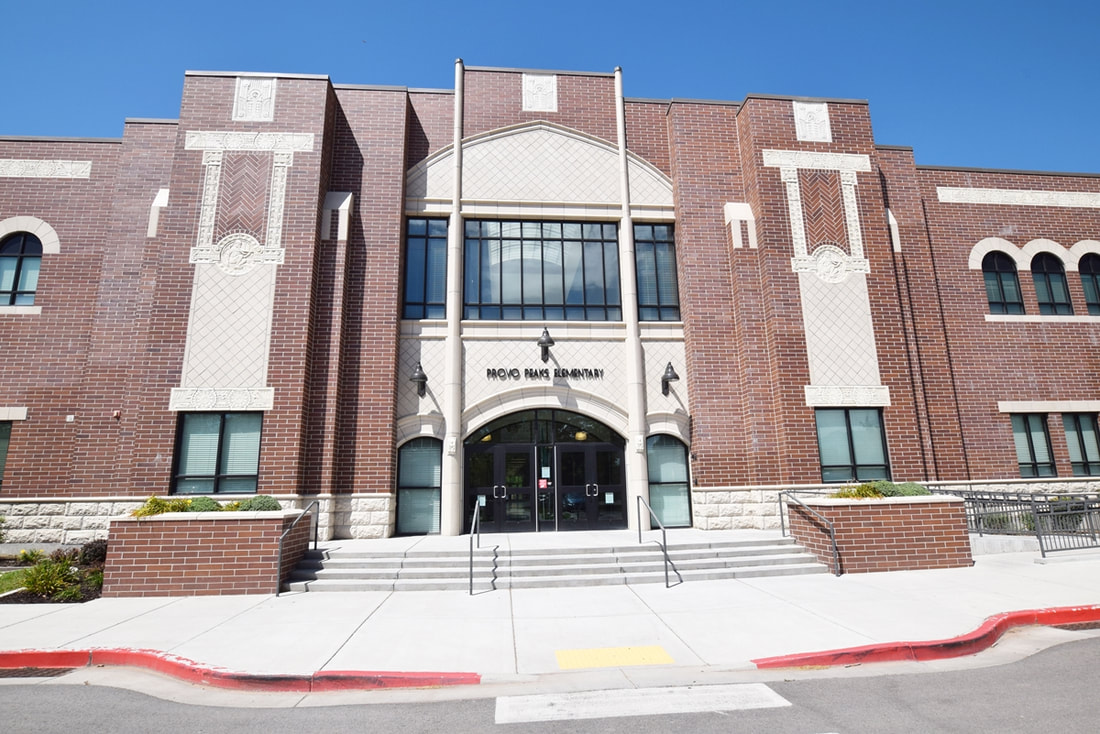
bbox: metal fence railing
[929,488,1100,557]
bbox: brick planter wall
[786,496,972,574]
[102,510,313,597]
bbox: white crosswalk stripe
[494,683,791,723]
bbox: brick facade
[102,511,312,597]
[787,496,972,573]
[2,63,1099,542]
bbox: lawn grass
[0,569,26,594]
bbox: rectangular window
[1011,414,1055,478]
[815,408,890,483]
[396,438,442,535]
[634,224,680,321]
[173,412,262,494]
[1063,413,1100,476]
[403,218,448,319]
[463,220,621,321]
[0,421,10,489]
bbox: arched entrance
[463,409,627,533]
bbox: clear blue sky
[4,0,1098,173]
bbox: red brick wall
[787,497,972,573]
[103,511,313,596]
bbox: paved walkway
[1,530,1099,700]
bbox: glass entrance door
[556,445,626,530]
[463,445,535,533]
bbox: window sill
[0,305,42,315]
[985,314,1100,323]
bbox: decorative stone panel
[690,488,782,530]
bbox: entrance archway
[463,409,627,533]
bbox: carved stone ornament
[937,187,1100,209]
[169,387,275,412]
[804,384,891,407]
[232,78,276,122]
[793,102,832,142]
[191,232,284,274]
[522,74,558,112]
[184,131,314,152]
[0,159,92,178]
[792,244,870,283]
[762,150,871,172]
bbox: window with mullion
[0,232,43,306]
[1063,413,1100,476]
[403,218,448,319]
[395,437,442,535]
[463,220,621,321]
[1080,254,1100,315]
[0,421,10,489]
[1031,253,1073,315]
[815,408,890,483]
[173,412,262,494]
[1011,414,1055,478]
[634,224,680,321]
[982,251,1024,314]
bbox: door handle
[587,483,599,497]
[493,484,506,499]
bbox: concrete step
[286,535,828,592]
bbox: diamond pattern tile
[799,272,881,386]
[181,264,275,388]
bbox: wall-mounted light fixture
[537,327,555,363]
[410,362,428,397]
[661,362,680,396]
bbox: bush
[878,481,931,497]
[22,559,76,598]
[0,515,6,543]
[50,548,80,564]
[830,483,884,499]
[131,496,193,517]
[187,496,222,512]
[238,495,282,512]
[79,539,109,566]
[18,549,44,565]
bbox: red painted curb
[0,647,481,691]
[752,604,1100,669]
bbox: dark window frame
[1062,413,1100,477]
[402,218,448,319]
[395,437,444,535]
[634,223,681,321]
[1011,413,1056,478]
[462,220,622,321]
[815,408,891,483]
[0,232,43,306]
[0,421,10,490]
[982,251,1024,314]
[1080,253,1100,316]
[171,412,263,494]
[1031,252,1073,315]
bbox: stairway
[285,535,828,592]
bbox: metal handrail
[469,503,480,595]
[636,496,682,588]
[276,500,319,596]
[779,490,842,576]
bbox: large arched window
[646,435,692,527]
[1080,253,1100,315]
[396,437,442,535]
[1031,253,1072,315]
[0,232,42,306]
[981,251,1023,314]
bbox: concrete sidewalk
[1,531,1099,698]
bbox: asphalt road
[3,635,1099,733]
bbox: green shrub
[221,501,242,512]
[187,496,222,513]
[79,539,109,566]
[238,495,282,511]
[830,483,884,499]
[875,481,931,497]
[17,549,45,565]
[131,496,192,517]
[51,585,83,603]
[22,559,76,598]
[0,515,6,543]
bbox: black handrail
[637,496,682,588]
[469,503,480,595]
[276,500,319,596]
[779,490,842,576]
